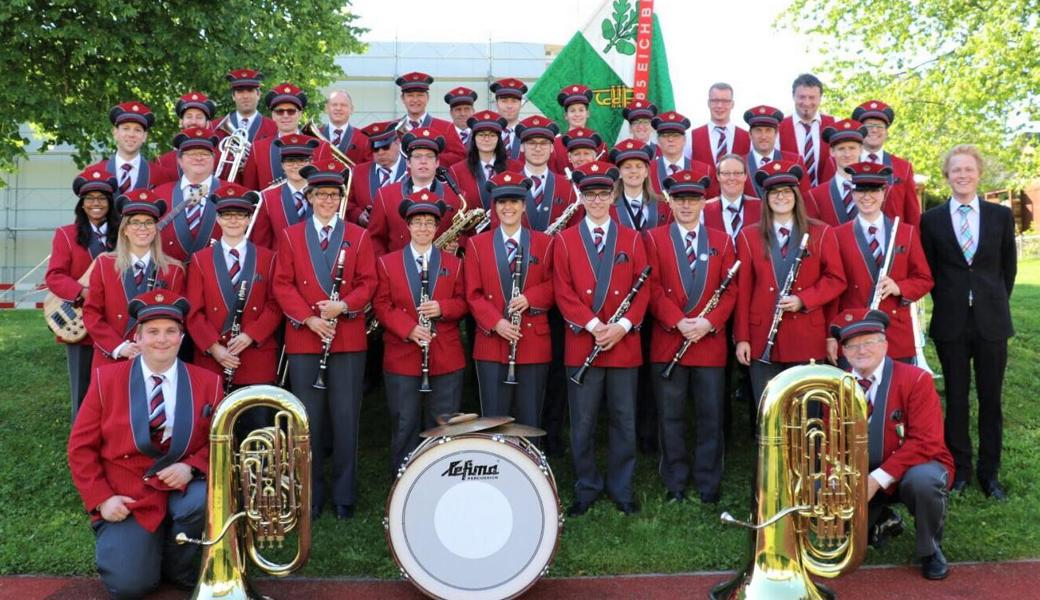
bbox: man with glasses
[852,100,921,226]
[830,308,954,580]
[688,83,750,167]
[242,83,330,191]
[348,121,408,228]
[250,135,321,249]
[554,161,649,517]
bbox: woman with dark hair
[733,161,846,406]
[449,109,509,219]
[45,167,121,418]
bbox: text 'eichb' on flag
[528,0,675,144]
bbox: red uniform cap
[128,289,191,325]
[823,119,867,146]
[652,111,691,134]
[490,78,528,99]
[571,161,619,190]
[467,110,507,134]
[175,92,215,119]
[399,192,448,220]
[609,138,653,165]
[265,83,307,110]
[109,101,155,129]
[226,69,264,89]
[830,308,890,344]
[557,84,593,108]
[852,100,895,126]
[362,121,400,150]
[73,166,118,197]
[485,171,533,200]
[117,189,167,219]
[664,168,712,197]
[623,99,658,122]
[300,159,349,188]
[397,72,435,93]
[515,115,560,141]
[562,127,602,152]
[273,134,321,159]
[402,128,446,156]
[443,86,478,107]
[172,128,219,154]
[211,183,260,213]
[743,105,785,129]
[754,160,804,191]
[844,162,894,189]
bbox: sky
[348,0,825,125]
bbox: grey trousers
[385,369,464,475]
[869,461,949,558]
[475,360,548,427]
[93,478,206,600]
[67,343,94,421]
[568,366,638,504]
[289,351,365,507]
[652,363,726,497]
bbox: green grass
[3,261,1040,577]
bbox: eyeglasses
[863,123,887,131]
[718,171,746,178]
[843,338,885,352]
[217,212,250,220]
[524,139,552,147]
[182,151,212,160]
[82,195,109,204]
[409,153,437,163]
[127,219,156,229]
[282,158,309,165]
[409,220,438,229]
[582,191,613,202]
[311,191,342,201]
[768,188,796,199]
[273,108,299,116]
[708,98,733,105]
[474,131,499,139]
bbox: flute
[869,217,900,310]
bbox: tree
[0,1,366,174]
[778,0,1040,191]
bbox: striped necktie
[119,163,133,193]
[843,180,856,218]
[629,198,644,229]
[502,128,513,149]
[460,129,470,145]
[506,238,519,272]
[409,120,420,130]
[94,224,108,248]
[149,374,167,444]
[801,122,816,185]
[593,227,605,254]
[685,231,697,271]
[868,225,883,267]
[484,163,495,180]
[957,204,975,263]
[228,248,241,284]
[868,153,879,163]
[416,256,424,275]
[332,128,343,146]
[532,174,545,204]
[714,126,727,162]
[858,377,873,417]
[134,260,146,286]
[320,225,332,251]
[726,203,741,237]
[378,167,390,187]
[668,163,680,175]
[779,226,791,258]
[186,185,203,234]
[240,116,249,130]
[292,190,307,220]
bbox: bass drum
[385,433,562,600]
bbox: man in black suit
[920,144,1016,501]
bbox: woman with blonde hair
[83,189,186,369]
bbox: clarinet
[759,233,810,365]
[570,265,652,386]
[661,260,742,379]
[313,247,348,390]
[504,244,524,385]
[418,254,433,393]
[869,217,900,310]
[222,280,249,395]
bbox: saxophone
[433,167,486,251]
[545,167,584,235]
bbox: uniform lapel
[867,358,893,470]
[852,220,880,282]
[304,220,337,294]
[686,224,710,313]
[128,357,160,459]
[403,246,422,307]
[579,221,616,314]
[668,223,694,311]
[268,141,285,182]
[493,231,513,314]
[146,360,195,477]
[769,222,801,291]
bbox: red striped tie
[378,167,390,187]
[868,153,879,163]
[320,225,332,251]
[332,128,343,146]
[779,226,790,258]
[186,185,203,235]
[119,163,133,193]
[858,377,873,417]
[714,126,727,163]
[669,163,680,174]
[801,122,816,184]
[293,191,307,219]
[843,181,855,217]
[685,231,697,271]
[532,174,545,205]
[134,260,145,286]
[506,239,519,272]
[727,205,741,236]
[149,375,166,445]
[593,227,605,254]
[868,226,883,267]
[228,248,241,283]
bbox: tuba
[712,363,869,600]
[176,385,312,599]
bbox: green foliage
[601,0,638,55]
[0,0,367,175]
[777,0,1040,189]
[3,262,1040,576]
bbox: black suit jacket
[920,198,1016,341]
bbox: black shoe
[335,504,355,520]
[665,490,687,504]
[921,549,949,580]
[567,500,594,517]
[951,479,969,494]
[614,501,640,516]
[699,492,720,505]
[982,480,1008,501]
[869,507,904,549]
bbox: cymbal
[483,423,547,438]
[420,414,514,438]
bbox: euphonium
[176,385,312,600]
[216,118,251,182]
[712,363,869,600]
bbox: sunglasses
[273,108,299,116]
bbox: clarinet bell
[418,374,432,393]
[312,367,328,390]
[504,366,518,385]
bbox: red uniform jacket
[402,115,467,167]
[68,358,221,532]
[832,219,933,359]
[734,221,846,363]
[272,218,377,354]
[346,158,409,226]
[502,164,582,233]
[702,196,762,238]
[649,154,719,199]
[449,160,503,217]
[153,177,229,262]
[857,358,954,490]
[743,150,811,200]
[465,229,555,364]
[778,114,836,185]
[46,224,110,345]
[878,151,921,226]
[805,177,858,227]
[549,134,607,175]
[689,124,751,166]
[186,243,282,384]
[374,247,468,376]
[241,134,332,191]
[646,223,737,367]
[249,181,309,250]
[83,254,186,368]
[553,221,649,367]
[89,156,174,190]
[368,178,464,256]
[609,196,672,234]
[319,122,373,166]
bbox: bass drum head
[386,435,561,599]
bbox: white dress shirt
[708,122,735,155]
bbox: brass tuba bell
[176,385,312,599]
[712,363,869,600]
